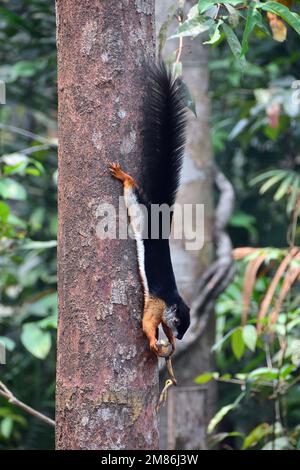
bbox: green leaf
[204,19,223,44]
[38,314,57,330]
[187,5,199,20]
[241,7,262,55]
[242,423,271,449]
[248,367,278,381]
[2,152,28,166]
[25,167,40,176]
[219,373,232,381]
[170,16,214,39]
[222,23,246,68]
[290,339,300,366]
[1,417,13,439]
[25,292,58,318]
[208,403,236,434]
[0,336,15,351]
[10,60,46,80]
[208,392,245,434]
[7,213,27,229]
[230,211,257,238]
[198,0,244,15]
[273,174,294,201]
[225,3,240,28]
[0,201,10,222]
[257,1,300,37]
[212,327,237,351]
[194,371,219,384]
[21,323,51,359]
[0,178,27,200]
[250,169,284,185]
[259,173,289,194]
[242,325,257,352]
[158,5,177,56]
[21,240,57,250]
[287,176,300,214]
[231,327,245,360]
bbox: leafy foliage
[197,244,300,449]
[0,0,56,449]
[178,0,300,451]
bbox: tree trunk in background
[55,0,158,450]
[156,0,216,450]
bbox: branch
[0,380,55,428]
[0,123,57,146]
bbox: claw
[108,162,125,181]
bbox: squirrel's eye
[174,318,180,325]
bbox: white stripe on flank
[124,185,149,295]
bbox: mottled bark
[55,0,158,450]
[156,0,216,450]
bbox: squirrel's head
[164,297,190,340]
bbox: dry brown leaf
[233,247,259,260]
[242,253,267,325]
[266,1,293,42]
[267,12,287,42]
[269,253,300,327]
[257,247,299,334]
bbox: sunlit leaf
[170,16,214,39]
[194,371,219,384]
[241,7,263,55]
[198,0,244,15]
[1,417,13,439]
[21,323,51,359]
[222,23,246,68]
[242,423,271,449]
[242,325,257,352]
[231,327,245,359]
[0,201,10,222]
[208,392,245,434]
[0,178,27,200]
[204,19,223,44]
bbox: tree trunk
[55,0,158,450]
[156,0,216,450]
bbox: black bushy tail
[142,62,187,207]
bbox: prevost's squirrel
[109,62,190,357]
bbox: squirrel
[109,62,190,358]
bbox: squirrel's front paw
[154,339,173,358]
[109,162,121,178]
[149,339,159,355]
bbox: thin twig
[1,144,51,158]
[0,381,55,428]
[175,14,183,65]
[0,123,57,147]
